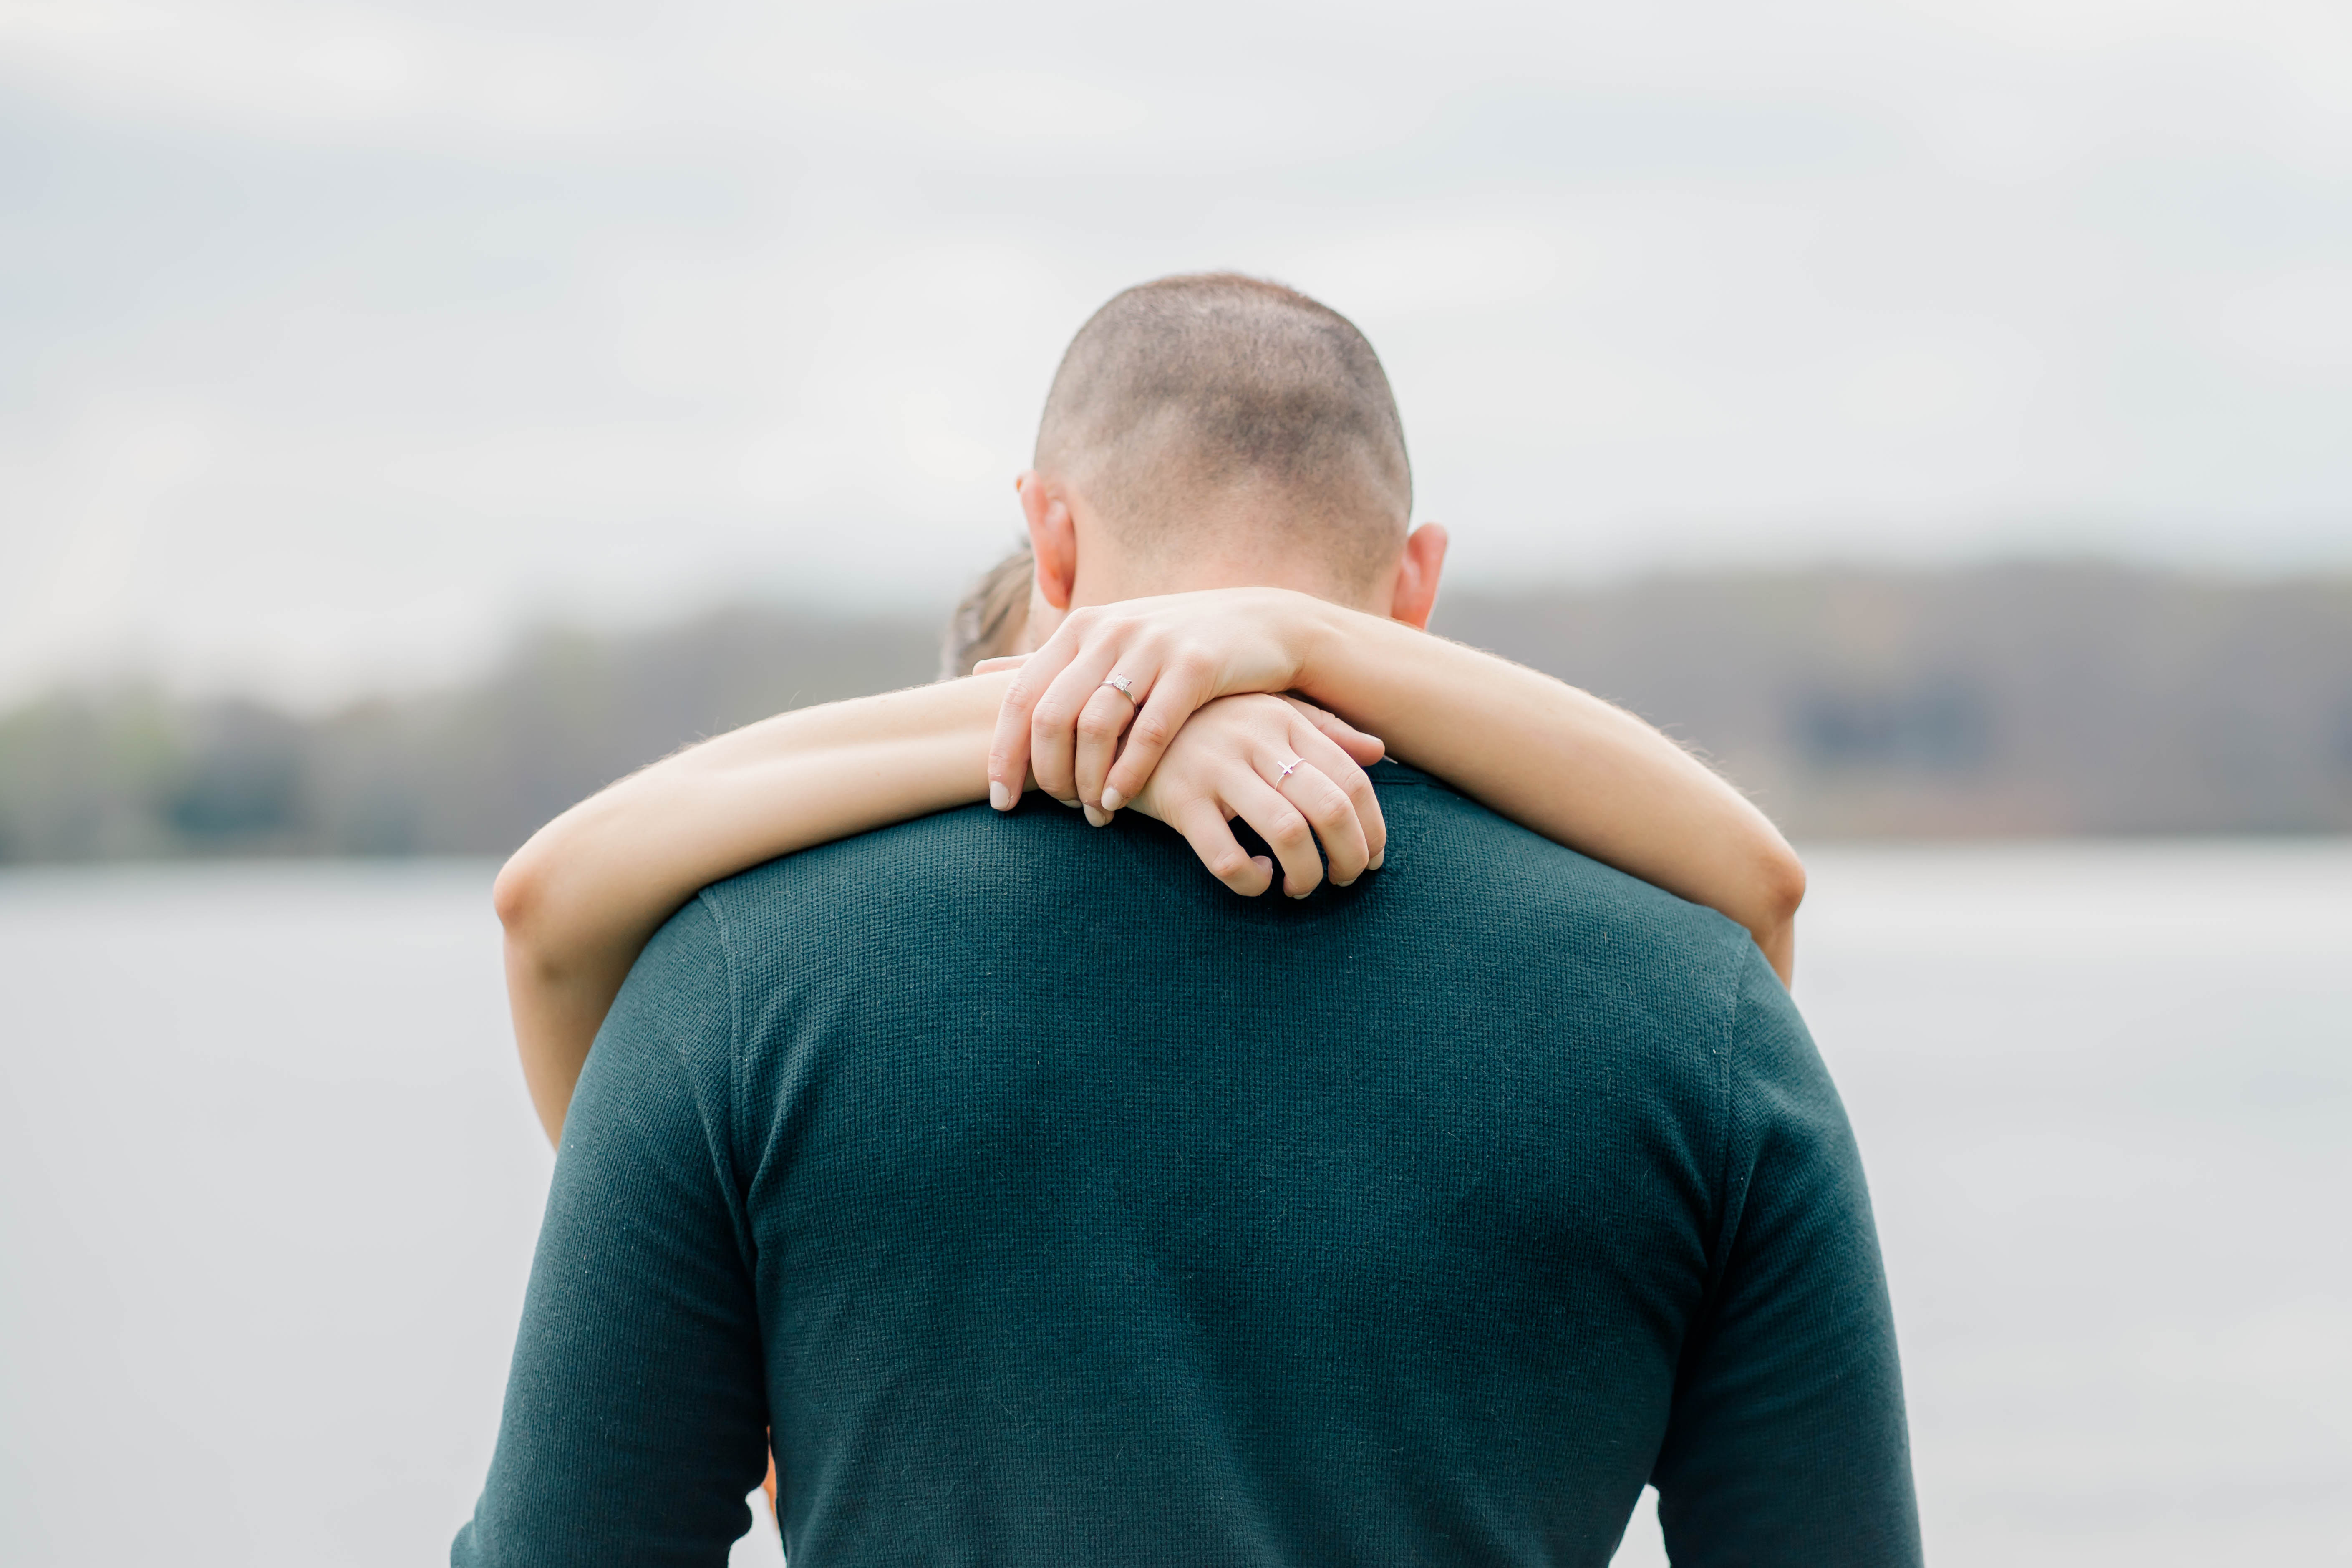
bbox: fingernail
[1084,804,1109,827]
[1099,787,1125,812]
[1368,850,1384,870]
[989,781,1011,811]
[1288,886,1310,900]
[1334,877,1354,888]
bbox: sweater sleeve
[1648,943,1924,1567]
[453,896,770,1568]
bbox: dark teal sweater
[455,764,1920,1566]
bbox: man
[454,274,1921,1565]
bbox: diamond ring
[1101,675,1139,705]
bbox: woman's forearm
[1293,603,1806,982]
[496,673,1013,1142]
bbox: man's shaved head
[1034,273,1412,590]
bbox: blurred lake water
[2,844,2346,1565]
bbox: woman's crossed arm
[992,588,1805,979]
[499,590,1804,1145]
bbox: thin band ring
[1276,756,1303,782]
[1102,674,1138,706]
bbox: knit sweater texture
[454,762,1921,1566]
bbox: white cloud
[929,71,1149,141]
[1,0,2350,701]
[0,0,627,141]
[1284,224,1571,320]
[2221,270,2352,370]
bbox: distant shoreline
[3,561,2348,862]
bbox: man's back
[456,765,1920,1567]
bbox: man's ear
[1387,522,1448,629]
[1018,471,1079,612]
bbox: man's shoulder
[702,795,1083,921]
[1375,764,1763,997]
[696,764,1759,1021]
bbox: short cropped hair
[1034,273,1412,587]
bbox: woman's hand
[1119,693,1389,898]
[979,580,1805,976]
[985,587,1334,816]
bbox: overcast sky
[5,0,2352,703]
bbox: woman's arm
[505,587,1802,1145]
[495,674,1012,1143]
[1292,604,1806,981]
[991,588,1806,983]
[495,671,1388,1144]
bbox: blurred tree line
[0,610,939,862]
[2,562,2347,863]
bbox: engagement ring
[1102,675,1138,705]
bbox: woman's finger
[1072,676,1145,815]
[1162,793,1276,897]
[1027,636,1129,806]
[1223,769,1326,898]
[1281,694,1386,766]
[1288,716,1387,872]
[1097,652,1219,812]
[971,655,1030,676]
[987,616,1091,808]
[1269,755,1371,887]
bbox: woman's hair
[939,543,1035,680]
